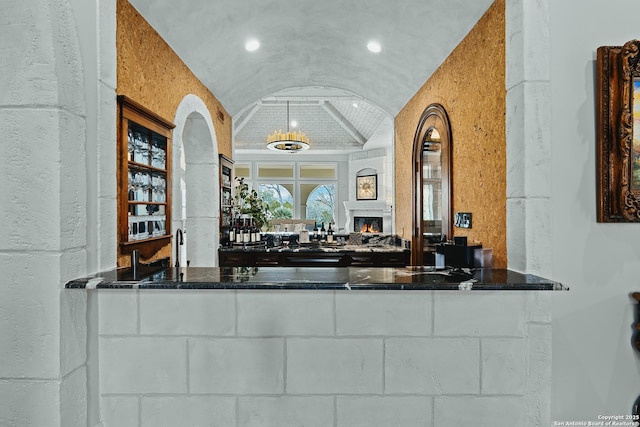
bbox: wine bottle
[235,220,243,244]
[320,222,326,241]
[243,219,250,243]
[229,220,235,244]
[313,223,318,242]
[251,219,258,242]
[327,223,334,243]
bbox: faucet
[131,249,140,279]
[175,228,184,268]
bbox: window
[300,164,336,179]
[305,184,335,224]
[237,161,338,222]
[257,164,294,178]
[235,164,251,178]
[258,184,294,219]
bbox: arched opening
[411,103,452,265]
[305,184,336,225]
[258,184,294,219]
[173,95,220,267]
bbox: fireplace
[344,201,391,234]
[354,216,383,233]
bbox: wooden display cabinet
[219,154,234,246]
[117,96,175,266]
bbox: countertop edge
[64,267,567,291]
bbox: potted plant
[232,177,271,229]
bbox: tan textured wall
[395,0,506,267]
[116,0,232,158]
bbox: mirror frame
[596,39,640,222]
[411,103,452,265]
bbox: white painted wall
[97,289,551,427]
[546,0,640,420]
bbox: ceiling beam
[260,99,321,106]
[233,102,262,135]
[321,101,366,145]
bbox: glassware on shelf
[140,173,151,202]
[152,219,166,237]
[151,175,166,202]
[129,172,143,202]
[132,132,150,164]
[137,220,148,240]
[128,171,135,201]
[151,143,166,169]
[132,132,142,163]
[127,129,135,161]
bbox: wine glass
[127,129,135,161]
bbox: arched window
[258,184,294,218]
[305,184,335,224]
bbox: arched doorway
[411,103,452,265]
[173,95,220,267]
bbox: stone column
[506,0,553,276]
[0,0,112,425]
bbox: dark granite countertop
[65,266,566,291]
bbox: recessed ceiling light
[290,120,298,128]
[245,39,260,52]
[352,102,359,108]
[367,41,381,53]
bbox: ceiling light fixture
[245,39,260,52]
[266,101,310,153]
[367,41,381,53]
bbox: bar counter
[65,266,565,291]
[71,265,564,426]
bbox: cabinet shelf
[120,234,171,246]
[128,201,167,206]
[128,161,167,173]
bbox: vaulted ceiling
[128,0,494,154]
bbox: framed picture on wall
[356,174,377,200]
[596,39,640,222]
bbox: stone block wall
[97,290,551,427]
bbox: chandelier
[266,101,310,153]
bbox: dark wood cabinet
[219,249,409,268]
[219,154,234,246]
[117,96,175,266]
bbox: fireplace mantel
[344,201,392,233]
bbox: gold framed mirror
[596,39,640,222]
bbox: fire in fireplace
[354,216,383,233]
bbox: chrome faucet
[175,228,184,268]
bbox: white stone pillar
[0,0,108,425]
[506,0,553,276]
[173,96,221,267]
